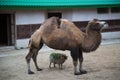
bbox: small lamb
[49,53,67,69]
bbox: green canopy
[0,0,120,10]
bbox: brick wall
[17,24,40,39]
[16,19,120,39]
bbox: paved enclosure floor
[0,44,120,80]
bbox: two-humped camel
[26,17,108,75]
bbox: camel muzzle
[100,21,109,29]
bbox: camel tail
[28,39,32,48]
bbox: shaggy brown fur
[49,53,67,69]
[26,17,108,75]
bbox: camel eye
[94,23,100,27]
[91,23,101,31]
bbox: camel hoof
[74,72,81,75]
[80,70,87,74]
[74,70,87,75]
[28,71,35,74]
[37,68,43,71]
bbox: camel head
[86,19,108,32]
[82,19,108,52]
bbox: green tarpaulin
[0,0,120,9]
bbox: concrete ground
[0,43,120,80]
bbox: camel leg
[26,48,34,74]
[78,48,87,74]
[32,49,42,71]
[32,42,43,71]
[70,48,80,75]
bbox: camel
[25,17,108,75]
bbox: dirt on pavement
[0,44,120,80]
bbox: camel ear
[93,19,98,21]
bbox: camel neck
[81,30,102,52]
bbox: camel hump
[43,17,61,28]
[60,19,84,44]
[60,19,69,22]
